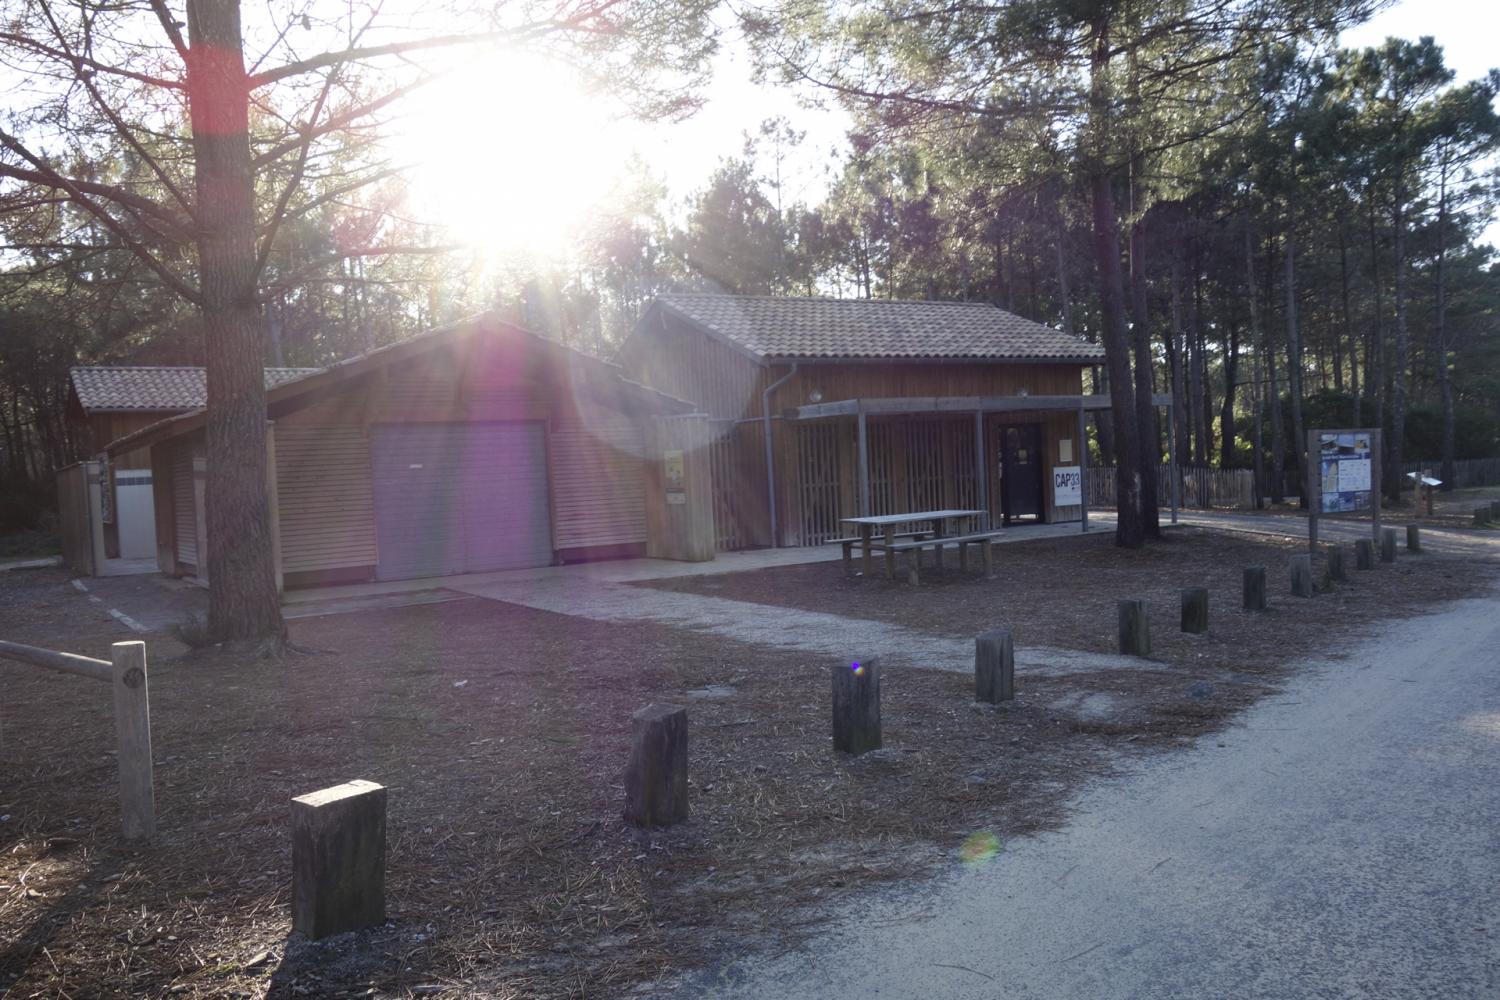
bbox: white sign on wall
[1053,466,1082,506]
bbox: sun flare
[397,55,632,262]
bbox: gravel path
[649,580,1500,1000]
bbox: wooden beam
[785,393,1175,421]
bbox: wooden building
[66,366,315,562]
[102,316,711,589]
[618,294,1110,549]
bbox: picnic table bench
[838,509,1001,584]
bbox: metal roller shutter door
[549,421,648,550]
[371,423,552,581]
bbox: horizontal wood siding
[550,420,648,549]
[275,424,378,574]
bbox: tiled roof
[70,366,320,413]
[657,294,1104,363]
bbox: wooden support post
[1491,500,1500,523]
[1118,599,1151,657]
[1078,404,1089,534]
[974,630,1014,703]
[1180,588,1209,634]
[623,704,689,827]
[1380,527,1398,563]
[1290,554,1314,598]
[958,541,969,572]
[906,549,920,586]
[832,657,881,755]
[291,780,387,940]
[1243,566,1267,612]
[1326,544,1347,583]
[1406,524,1421,552]
[982,538,995,578]
[1355,538,1375,570]
[110,641,154,841]
[1475,506,1489,527]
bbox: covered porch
[780,392,1178,544]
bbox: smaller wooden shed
[63,366,315,566]
[103,315,714,590]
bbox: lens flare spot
[959,831,1001,865]
[851,661,864,676]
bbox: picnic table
[839,509,992,582]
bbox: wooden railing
[0,639,155,840]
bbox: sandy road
[653,579,1500,998]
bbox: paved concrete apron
[653,589,1500,1000]
[450,574,1137,678]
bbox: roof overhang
[104,313,693,458]
[763,354,1104,367]
[784,393,1174,420]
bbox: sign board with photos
[1306,428,1382,552]
[1316,431,1374,514]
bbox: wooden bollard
[291,780,387,940]
[110,641,155,841]
[1407,524,1421,552]
[1491,500,1500,522]
[1290,554,1314,598]
[1477,506,1490,527]
[1326,544,1347,583]
[832,657,882,754]
[1243,566,1267,612]
[1380,527,1398,563]
[624,704,689,826]
[1118,599,1151,657]
[1355,538,1375,570]
[974,630,1014,704]
[1180,588,1208,634]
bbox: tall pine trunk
[1283,218,1306,507]
[1092,171,1144,547]
[1087,20,1143,547]
[1220,320,1239,469]
[1390,183,1410,501]
[186,0,287,647]
[1435,162,1454,490]
[1246,227,1265,508]
[1127,203,1160,537]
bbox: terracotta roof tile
[657,294,1104,362]
[70,366,320,413]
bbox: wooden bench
[835,531,932,575]
[885,531,1003,585]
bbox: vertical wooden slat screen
[171,443,197,570]
[708,430,742,550]
[795,421,843,546]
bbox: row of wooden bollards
[286,524,1435,940]
[1116,525,1422,657]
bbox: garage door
[371,423,553,581]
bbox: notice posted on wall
[1318,432,1373,513]
[1053,466,1082,506]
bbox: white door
[114,471,158,560]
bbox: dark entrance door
[997,423,1044,524]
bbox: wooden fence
[0,639,154,840]
[1087,465,1256,510]
[1401,457,1500,489]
